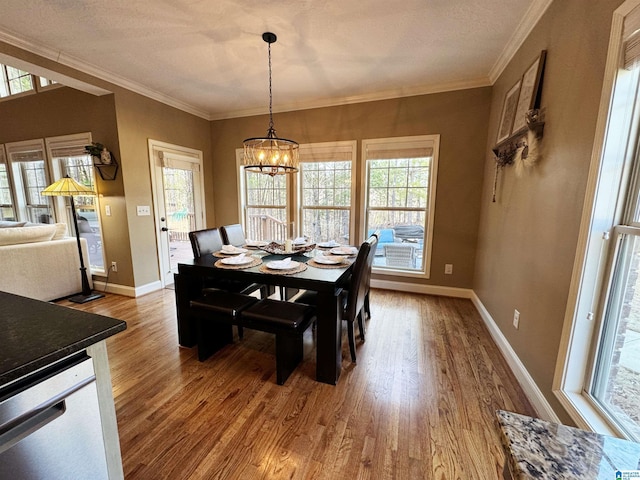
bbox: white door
[149,140,205,287]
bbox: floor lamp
[42,175,104,303]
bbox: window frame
[45,133,106,273]
[0,144,17,221]
[554,0,640,438]
[360,135,439,278]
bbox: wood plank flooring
[59,289,535,479]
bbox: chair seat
[190,291,258,317]
[240,299,316,332]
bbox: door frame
[148,139,205,287]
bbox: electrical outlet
[111,261,117,272]
[105,205,111,216]
[513,309,520,329]
[444,263,453,274]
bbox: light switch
[105,205,111,216]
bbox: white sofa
[0,222,92,301]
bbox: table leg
[174,272,199,347]
[315,289,342,385]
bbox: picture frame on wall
[511,50,547,134]
[496,80,522,144]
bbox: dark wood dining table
[174,250,354,385]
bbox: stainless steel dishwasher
[0,352,109,479]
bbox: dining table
[173,245,356,385]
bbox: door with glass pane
[149,141,205,287]
[0,146,16,221]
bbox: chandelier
[242,32,299,176]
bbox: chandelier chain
[268,40,274,132]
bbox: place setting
[258,256,308,275]
[213,244,249,257]
[214,252,262,269]
[308,251,352,269]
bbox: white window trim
[553,0,640,437]
[360,134,440,279]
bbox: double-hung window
[5,139,53,223]
[556,0,640,440]
[0,145,16,221]
[46,134,105,272]
[362,135,439,276]
[298,141,357,244]
[237,141,356,243]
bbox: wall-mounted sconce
[85,142,119,181]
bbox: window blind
[624,3,640,70]
[46,133,92,159]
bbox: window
[0,145,16,221]
[556,0,640,440]
[362,135,439,276]
[238,141,357,243]
[0,64,34,98]
[298,142,356,244]
[5,140,53,223]
[240,165,289,242]
[46,134,105,272]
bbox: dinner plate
[220,246,248,254]
[244,240,268,248]
[220,255,253,265]
[313,255,344,265]
[318,241,340,248]
[266,259,300,270]
[330,246,358,255]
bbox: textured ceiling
[0,0,551,120]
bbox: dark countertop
[497,410,640,479]
[0,291,126,386]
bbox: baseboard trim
[470,292,561,423]
[92,280,163,298]
[371,279,473,298]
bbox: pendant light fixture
[242,32,299,176]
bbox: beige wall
[474,0,624,423]
[211,88,492,288]
[112,89,212,288]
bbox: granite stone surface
[497,410,640,479]
[0,291,126,385]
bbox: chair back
[220,224,246,247]
[189,228,224,258]
[344,241,371,323]
[363,234,378,293]
[383,243,416,268]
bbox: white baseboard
[371,279,473,298]
[470,292,561,423]
[92,280,163,298]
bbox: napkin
[226,253,246,264]
[222,244,239,253]
[293,236,307,245]
[323,240,339,247]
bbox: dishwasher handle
[0,374,95,455]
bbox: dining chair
[220,223,247,247]
[296,238,373,363]
[363,234,378,319]
[188,227,266,338]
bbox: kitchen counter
[0,291,126,386]
[497,409,640,479]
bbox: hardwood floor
[59,289,535,479]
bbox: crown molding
[488,0,555,83]
[209,77,493,120]
[0,29,210,120]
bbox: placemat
[307,258,352,269]
[258,262,308,275]
[214,256,262,269]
